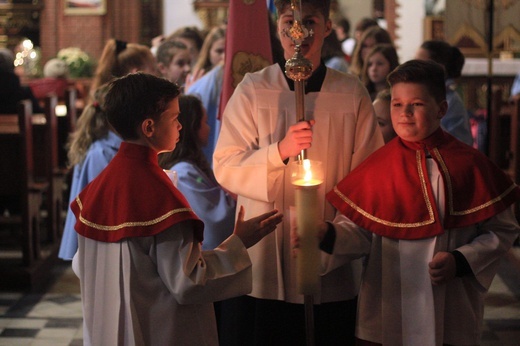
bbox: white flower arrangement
[57,47,95,78]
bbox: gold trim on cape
[432,148,518,216]
[75,196,193,231]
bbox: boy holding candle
[213,0,384,344]
[323,60,520,345]
[70,72,283,345]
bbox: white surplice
[213,63,383,304]
[73,224,252,346]
[327,158,520,345]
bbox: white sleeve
[457,206,520,290]
[154,222,253,304]
[320,213,372,274]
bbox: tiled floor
[0,248,519,346]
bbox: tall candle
[291,159,323,295]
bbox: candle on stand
[291,159,324,295]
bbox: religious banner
[218,0,273,119]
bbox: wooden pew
[58,87,78,168]
[0,100,59,291]
[32,94,67,242]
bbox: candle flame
[303,159,313,182]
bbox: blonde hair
[66,84,111,167]
[193,26,225,73]
[89,39,156,100]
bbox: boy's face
[390,82,447,142]
[277,3,332,65]
[152,97,182,153]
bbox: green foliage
[57,47,95,78]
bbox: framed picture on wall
[64,0,106,15]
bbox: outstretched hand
[233,206,283,248]
[278,120,316,161]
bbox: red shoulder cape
[71,142,204,243]
[326,129,520,240]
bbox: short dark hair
[420,40,465,79]
[104,72,181,140]
[387,60,446,102]
[355,18,379,33]
[274,0,331,20]
[332,15,350,34]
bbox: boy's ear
[141,118,155,138]
[438,100,448,119]
[325,19,332,36]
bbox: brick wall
[39,0,142,67]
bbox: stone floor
[0,248,519,346]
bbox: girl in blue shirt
[159,94,236,250]
[58,84,122,260]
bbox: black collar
[278,60,327,93]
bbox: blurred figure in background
[59,84,119,260]
[415,40,473,146]
[89,39,157,102]
[192,26,226,77]
[167,26,205,70]
[361,43,399,100]
[322,30,349,73]
[156,40,192,89]
[0,47,43,114]
[349,25,392,79]
[331,14,354,60]
[372,88,396,143]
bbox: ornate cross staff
[284,1,318,345]
[284,0,313,162]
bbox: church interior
[0,0,519,344]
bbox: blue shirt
[441,80,474,146]
[171,161,236,250]
[58,130,122,260]
[187,64,224,165]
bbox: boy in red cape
[322,60,520,345]
[70,73,283,346]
